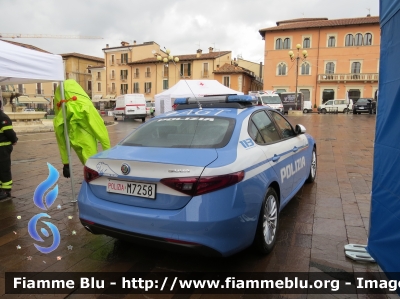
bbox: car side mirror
[295,124,306,135]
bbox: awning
[92,94,103,103]
[17,96,49,104]
[105,94,116,99]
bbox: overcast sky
[0,0,379,63]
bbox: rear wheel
[306,147,317,183]
[343,108,348,113]
[114,117,118,121]
[254,188,279,255]
[303,109,308,114]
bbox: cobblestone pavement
[0,113,390,298]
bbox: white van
[113,94,147,122]
[317,99,353,114]
[249,90,284,113]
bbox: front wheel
[254,188,279,255]
[306,147,317,183]
[303,109,308,114]
[321,109,327,114]
[343,108,348,114]
[114,117,118,121]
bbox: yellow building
[100,41,260,101]
[61,53,104,100]
[213,62,263,94]
[259,16,380,107]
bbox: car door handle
[272,154,280,162]
[292,146,299,152]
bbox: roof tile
[259,16,379,36]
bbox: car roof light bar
[174,95,257,106]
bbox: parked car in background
[249,90,284,113]
[352,98,376,114]
[113,94,147,122]
[78,95,317,257]
[317,99,353,114]
[303,100,313,113]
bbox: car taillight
[160,171,245,196]
[84,166,100,183]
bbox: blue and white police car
[78,95,317,257]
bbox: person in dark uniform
[0,101,18,200]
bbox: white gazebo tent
[154,80,244,115]
[0,40,78,200]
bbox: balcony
[134,73,140,79]
[120,89,128,95]
[117,58,131,65]
[108,87,116,93]
[201,70,209,78]
[145,72,151,78]
[35,89,44,95]
[120,76,128,82]
[318,73,379,83]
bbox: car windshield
[120,116,235,148]
[261,95,281,104]
[356,99,370,104]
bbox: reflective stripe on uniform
[1,180,12,189]
[0,141,12,146]
[0,125,13,132]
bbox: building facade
[259,16,380,107]
[99,41,261,101]
[213,62,263,94]
[61,53,105,100]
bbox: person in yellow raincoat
[53,79,111,178]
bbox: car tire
[343,108,348,114]
[254,187,279,255]
[114,117,118,121]
[306,147,317,183]
[322,109,327,114]
[303,109,308,114]
[142,118,146,122]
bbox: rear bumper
[80,219,222,256]
[353,107,372,113]
[78,180,260,257]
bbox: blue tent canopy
[367,0,400,280]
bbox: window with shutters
[180,63,191,77]
[144,82,152,94]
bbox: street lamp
[289,44,308,110]
[156,49,179,65]
[156,49,179,90]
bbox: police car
[78,95,317,257]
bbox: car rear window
[120,117,235,148]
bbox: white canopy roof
[154,80,244,115]
[0,40,64,85]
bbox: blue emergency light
[174,95,257,106]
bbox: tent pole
[59,82,76,203]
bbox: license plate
[359,107,364,109]
[107,180,156,199]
